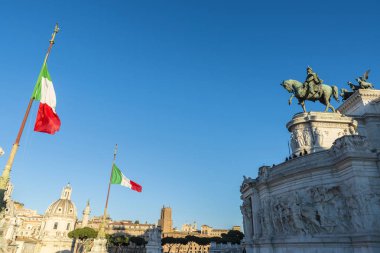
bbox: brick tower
[158,206,172,233]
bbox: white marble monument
[146,226,162,253]
[89,238,108,253]
[241,89,380,253]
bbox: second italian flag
[32,63,61,134]
[111,164,142,192]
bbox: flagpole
[0,24,60,193]
[98,144,118,239]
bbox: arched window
[53,222,58,229]
[66,223,70,230]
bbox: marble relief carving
[330,135,372,155]
[256,186,359,237]
[287,112,359,155]
[241,198,253,240]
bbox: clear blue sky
[0,1,379,229]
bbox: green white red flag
[31,63,61,134]
[111,164,142,192]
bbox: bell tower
[60,183,72,200]
[158,206,172,233]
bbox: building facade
[159,207,241,253]
[38,183,77,253]
[4,184,158,253]
[200,225,228,237]
[182,222,197,233]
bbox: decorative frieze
[287,112,358,155]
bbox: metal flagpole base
[89,238,108,253]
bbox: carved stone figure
[241,198,253,239]
[290,133,298,150]
[261,199,273,236]
[330,135,372,155]
[242,199,252,220]
[313,128,323,146]
[271,200,280,233]
[302,129,312,146]
[291,193,307,234]
[349,125,357,135]
[258,166,270,179]
[148,227,161,245]
[281,69,340,112]
[3,183,13,202]
[294,130,304,147]
[345,194,363,231]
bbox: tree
[175,237,188,253]
[209,236,226,244]
[129,236,147,253]
[196,237,210,253]
[107,233,130,253]
[162,237,177,253]
[221,230,244,244]
[68,227,98,253]
[130,236,147,246]
[185,236,197,253]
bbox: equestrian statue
[281,67,339,112]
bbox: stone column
[241,197,253,243]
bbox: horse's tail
[332,85,339,102]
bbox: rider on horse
[303,66,323,98]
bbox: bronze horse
[281,79,339,112]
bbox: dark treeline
[162,230,244,247]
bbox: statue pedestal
[337,89,380,116]
[146,227,162,253]
[286,112,357,156]
[146,243,162,253]
[338,89,380,150]
[89,238,108,253]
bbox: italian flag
[32,63,61,134]
[111,164,142,192]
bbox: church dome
[44,183,77,219]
